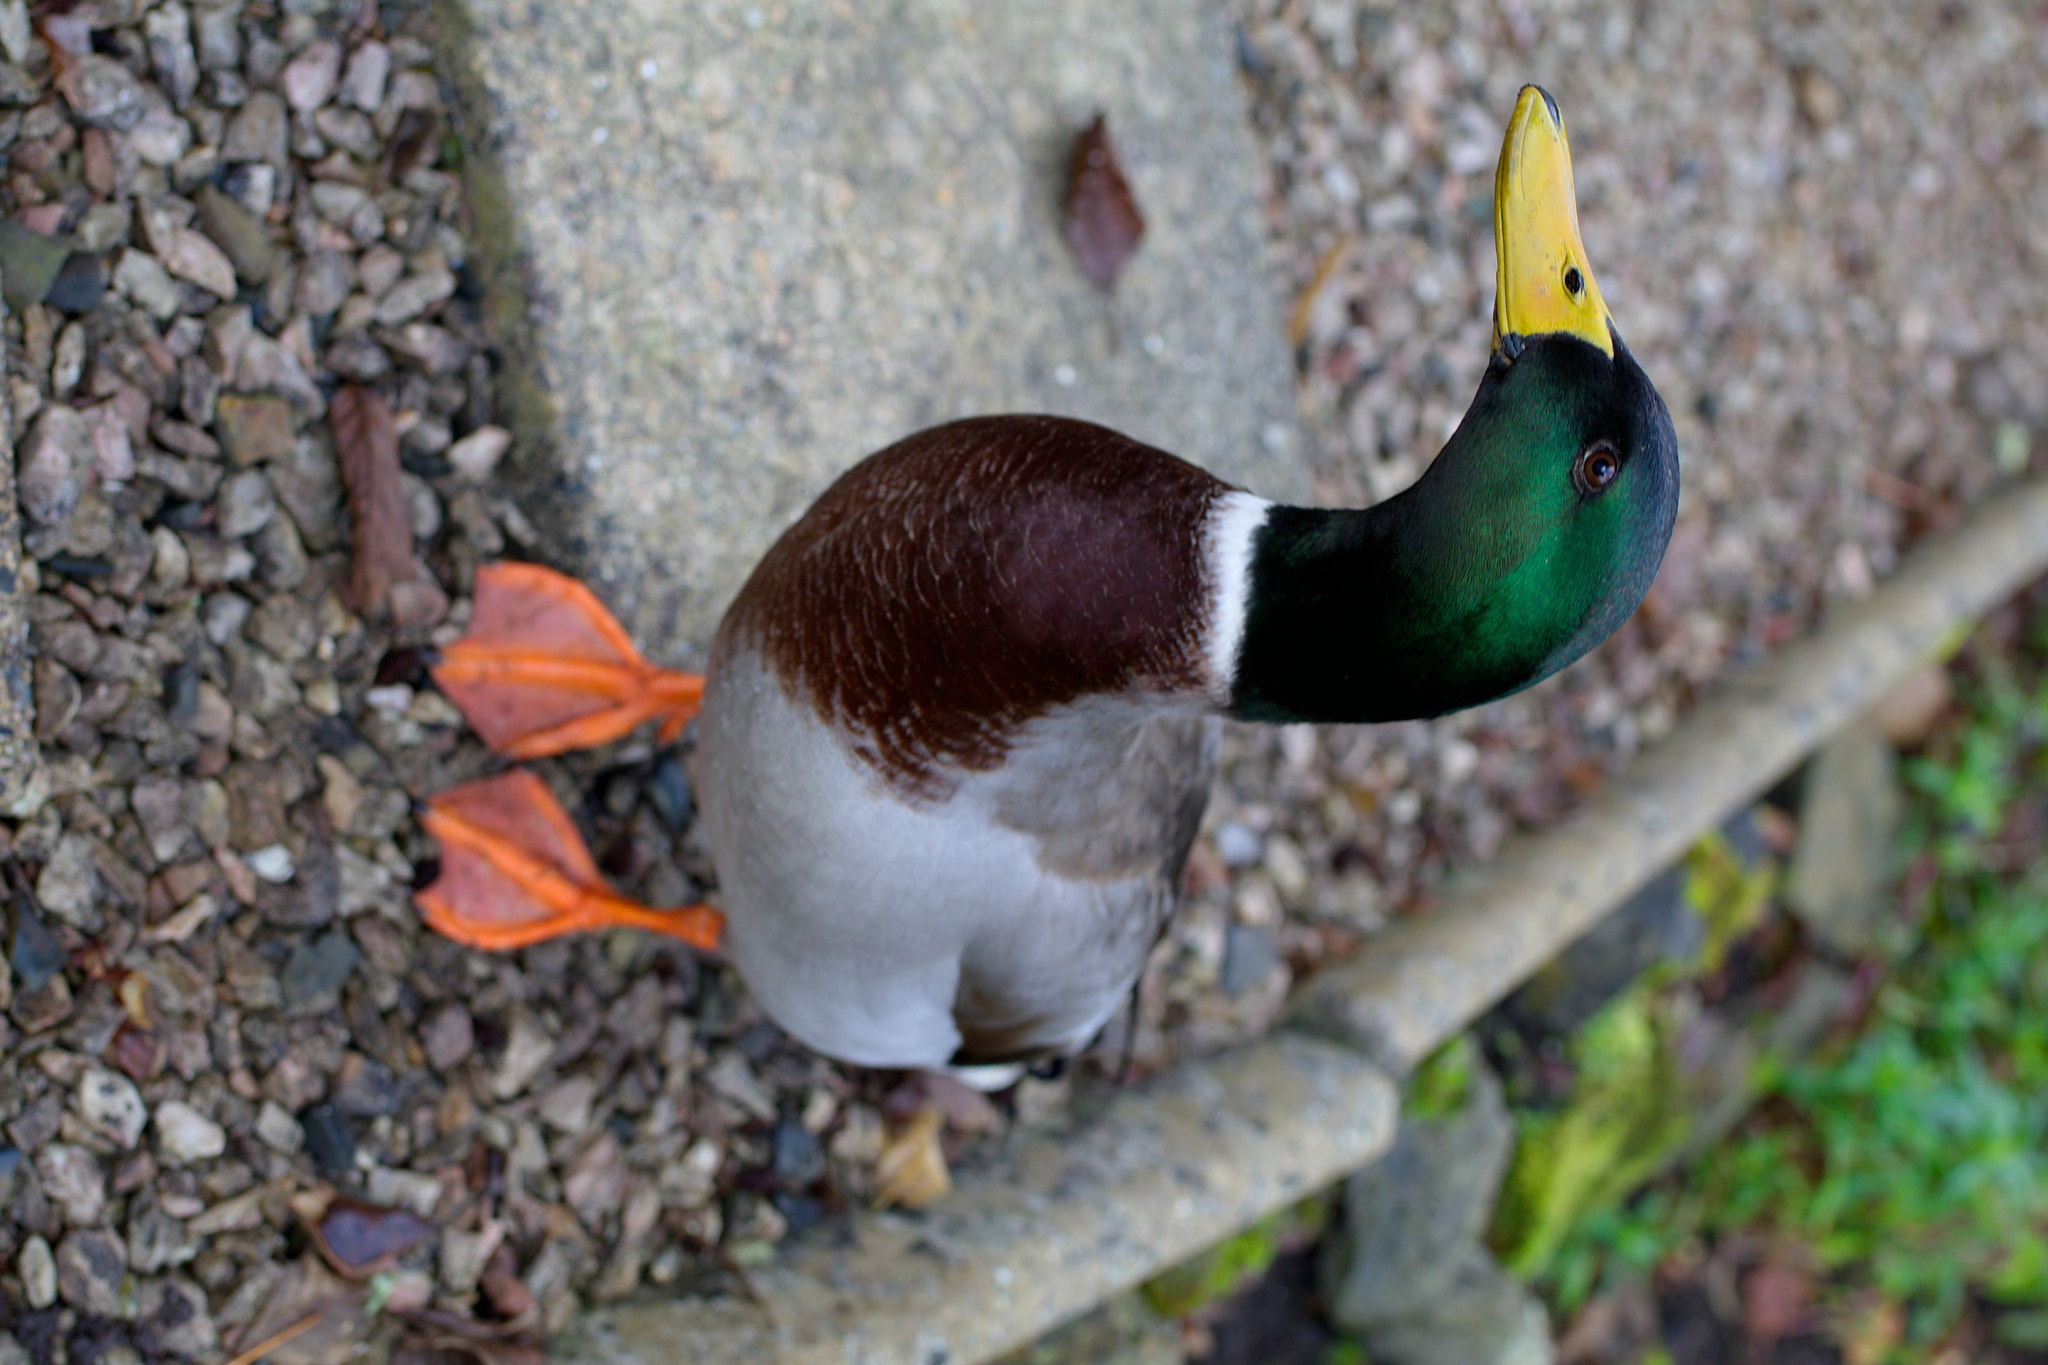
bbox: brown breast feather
[715,415,1229,801]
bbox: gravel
[1,0,2042,1360]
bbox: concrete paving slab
[434,0,1306,657]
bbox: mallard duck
[419,86,1676,1087]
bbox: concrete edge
[559,1031,1398,1365]
[1292,476,2048,1073]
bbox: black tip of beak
[1532,84,1561,129]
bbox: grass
[1533,591,2048,1359]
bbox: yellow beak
[1492,85,1614,360]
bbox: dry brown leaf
[1064,112,1145,292]
[330,384,445,627]
[874,1105,950,1209]
[229,1256,370,1365]
[478,1243,537,1323]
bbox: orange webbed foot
[415,770,723,953]
[430,561,705,759]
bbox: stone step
[434,0,1305,656]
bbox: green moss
[1405,1035,1476,1123]
[1679,829,1776,976]
[1139,1195,1331,1319]
[1488,982,1692,1279]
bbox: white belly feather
[695,645,1216,1072]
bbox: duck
[417,85,1677,1094]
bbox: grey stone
[339,39,389,111]
[294,248,352,316]
[113,248,182,319]
[216,468,278,538]
[140,1277,217,1359]
[0,1,28,66]
[312,104,378,159]
[36,833,102,931]
[38,1143,107,1225]
[75,1067,149,1149]
[65,54,147,129]
[372,265,455,325]
[437,0,1304,653]
[153,1099,227,1163]
[125,104,193,166]
[0,220,72,311]
[421,1001,475,1071]
[193,3,239,71]
[235,331,324,413]
[281,38,340,112]
[278,927,357,1012]
[1786,722,1902,957]
[0,58,43,108]
[1359,1247,1555,1365]
[222,91,287,167]
[17,1233,54,1308]
[144,5,200,107]
[126,1194,199,1273]
[18,403,89,529]
[330,1050,400,1116]
[1220,922,1280,997]
[194,183,277,284]
[56,1227,137,1318]
[1324,1047,1513,1329]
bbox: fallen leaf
[309,1196,435,1279]
[1064,112,1145,291]
[330,384,442,625]
[229,1256,370,1365]
[104,1021,162,1082]
[874,1106,950,1209]
[478,1243,536,1323]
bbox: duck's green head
[1232,86,1679,725]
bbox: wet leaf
[330,384,443,627]
[1064,112,1145,291]
[310,1196,435,1279]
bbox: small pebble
[19,1233,56,1308]
[246,844,296,882]
[154,1099,227,1163]
[1214,821,1263,868]
[299,1101,356,1175]
[76,1069,148,1149]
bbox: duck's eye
[1574,442,1620,495]
[1563,265,1584,298]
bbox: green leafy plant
[1529,604,2048,1356]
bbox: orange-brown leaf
[1064,112,1145,292]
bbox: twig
[219,1312,321,1365]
